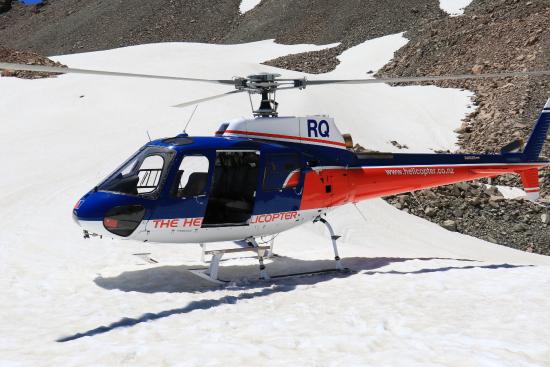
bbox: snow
[496,185,527,199]
[331,33,409,77]
[1,35,550,366]
[484,184,527,199]
[311,33,474,153]
[439,0,473,16]
[239,0,261,14]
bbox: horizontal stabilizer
[500,139,523,153]
[517,168,540,201]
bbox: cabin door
[146,154,211,240]
[202,150,260,227]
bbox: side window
[137,155,165,194]
[263,153,301,191]
[173,155,210,198]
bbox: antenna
[183,104,199,133]
[248,93,254,116]
[146,130,151,142]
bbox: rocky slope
[0,0,241,55]
[386,182,550,254]
[0,0,442,56]
[377,0,550,254]
[379,0,550,167]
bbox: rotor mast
[235,73,305,118]
[256,89,278,117]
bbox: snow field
[439,0,474,16]
[239,0,262,14]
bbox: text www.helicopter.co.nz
[384,167,455,176]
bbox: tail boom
[299,161,548,210]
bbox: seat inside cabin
[202,151,259,226]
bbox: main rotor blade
[0,62,235,85]
[5,61,550,89]
[172,90,245,108]
[306,70,550,86]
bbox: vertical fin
[523,98,550,160]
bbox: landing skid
[187,266,353,284]
[188,268,228,285]
[190,217,347,283]
[268,267,352,280]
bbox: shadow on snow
[93,255,480,294]
[57,257,529,342]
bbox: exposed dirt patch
[0,48,65,78]
[263,46,343,74]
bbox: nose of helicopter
[72,191,146,238]
[72,193,110,236]
[72,197,85,226]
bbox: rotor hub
[233,73,305,117]
[248,72,281,83]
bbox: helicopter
[1,62,549,282]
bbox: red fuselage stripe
[224,129,347,147]
[299,164,545,210]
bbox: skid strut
[246,237,271,280]
[316,217,344,271]
[195,241,273,282]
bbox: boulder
[424,207,437,217]
[471,64,484,74]
[441,220,457,232]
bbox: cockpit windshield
[98,146,175,196]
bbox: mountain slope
[379,0,550,159]
[375,0,550,252]
[0,0,443,56]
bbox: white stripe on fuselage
[77,209,325,244]
[141,209,325,244]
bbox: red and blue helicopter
[2,63,549,281]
